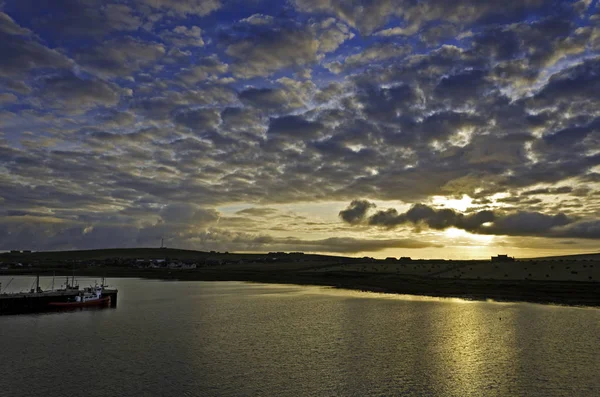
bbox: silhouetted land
[1,248,599,307]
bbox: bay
[1,277,599,396]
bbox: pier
[0,289,118,315]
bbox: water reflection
[1,278,599,397]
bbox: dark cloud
[159,203,220,224]
[33,71,122,112]
[529,56,600,108]
[10,1,142,38]
[224,18,320,78]
[173,108,221,131]
[74,36,165,77]
[139,0,222,17]
[294,0,549,35]
[521,186,573,196]
[96,110,136,127]
[338,200,600,239]
[267,115,323,138]
[177,55,228,84]
[235,207,279,217]
[434,69,490,103]
[0,12,71,77]
[339,200,376,224]
[356,83,420,122]
[365,203,497,232]
[0,78,31,94]
[238,84,311,113]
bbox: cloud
[343,43,411,68]
[339,199,376,224]
[159,203,220,224]
[314,18,355,53]
[293,0,549,35]
[521,186,573,195]
[240,14,275,25]
[235,207,279,217]
[238,83,311,113]
[277,236,441,252]
[529,56,600,109]
[12,0,142,38]
[0,79,31,94]
[267,115,323,138]
[0,93,18,105]
[173,108,221,131]
[33,71,122,112]
[177,55,228,85]
[75,36,165,77]
[0,12,71,77]
[0,214,436,253]
[140,0,222,17]
[293,0,398,35]
[224,18,320,78]
[338,200,600,239]
[160,25,205,47]
[375,26,418,37]
[0,11,31,35]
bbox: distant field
[2,248,599,283]
[306,260,598,282]
[0,248,344,264]
[522,252,600,261]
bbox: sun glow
[431,195,473,211]
[444,227,494,243]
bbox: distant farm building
[491,254,515,262]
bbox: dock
[0,289,118,315]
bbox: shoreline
[2,268,599,308]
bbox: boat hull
[47,296,111,308]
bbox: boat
[1,275,118,315]
[47,284,111,308]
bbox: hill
[522,252,600,261]
[0,247,348,266]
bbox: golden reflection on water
[428,301,519,396]
[193,282,599,396]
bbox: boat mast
[51,271,55,291]
[35,273,39,294]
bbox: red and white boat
[48,285,111,308]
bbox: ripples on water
[1,277,599,397]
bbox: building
[491,254,515,262]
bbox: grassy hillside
[522,252,600,261]
[0,248,348,265]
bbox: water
[1,277,599,397]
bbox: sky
[0,0,599,259]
